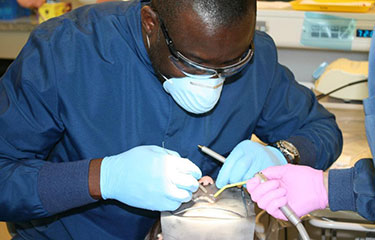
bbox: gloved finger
[250,180,280,202]
[257,188,287,211]
[173,174,200,192]
[266,196,288,221]
[261,165,289,180]
[243,161,263,181]
[246,177,261,192]
[216,149,244,188]
[167,185,192,203]
[229,155,252,184]
[175,157,202,179]
[272,210,288,221]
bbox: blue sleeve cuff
[328,168,356,212]
[37,159,97,215]
[287,135,316,167]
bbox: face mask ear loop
[146,34,151,49]
[215,72,222,79]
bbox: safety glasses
[158,16,254,78]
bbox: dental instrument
[198,145,226,163]
[198,144,310,240]
[199,184,208,193]
[255,172,310,240]
[213,181,247,198]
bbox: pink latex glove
[247,164,328,221]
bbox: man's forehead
[166,5,254,39]
[168,8,254,41]
[171,14,254,66]
[155,0,254,32]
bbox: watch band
[270,140,300,164]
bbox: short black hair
[151,0,255,29]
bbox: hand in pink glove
[247,164,328,221]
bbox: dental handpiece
[198,145,226,163]
[254,172,301,226]
[256,173,310,240]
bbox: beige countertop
[0,16,37,32]
[321,100,372,169]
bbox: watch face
[271,140,300,164]
[280,140,299,156]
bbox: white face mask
[162,75,225,114]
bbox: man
[0,0,342,239]
[248,27,375,221]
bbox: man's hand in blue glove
[215,140,287,189]
[100,145,202,211]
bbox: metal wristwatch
[270,140,300,164]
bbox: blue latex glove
[100,145,202,211]
[216,140,287,189]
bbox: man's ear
[141,6,158,36]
